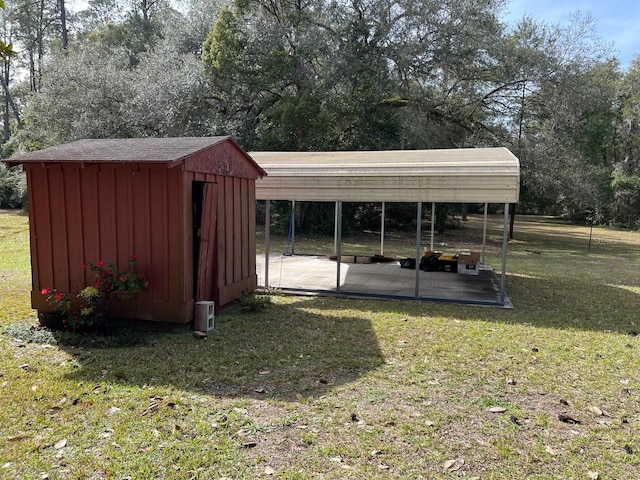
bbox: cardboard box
[438,254,458,273]
[457,251,480,275]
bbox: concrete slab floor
[256,254,513,308]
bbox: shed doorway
[193,181,218,301]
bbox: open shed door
[196,183,218,302]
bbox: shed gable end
[183,140,265,179]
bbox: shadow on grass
[55,299,385,401]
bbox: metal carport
[251,147,520,306]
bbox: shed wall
[28,163,190,323]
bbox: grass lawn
[1,209,639,479]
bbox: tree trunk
[3,71,9,142]
[60,0,68,49]
[1,59,23,142]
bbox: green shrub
[0,164,27,209]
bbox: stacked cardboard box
[457,251,480,275]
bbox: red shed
[5,136,266,324]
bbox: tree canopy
[0,0,638,228]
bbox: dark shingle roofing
[6,137,231,164]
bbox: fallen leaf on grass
[54,438,67,450]
[545,446,557,456]
[586,471,599,480]
[588,406,603,416]
[7,434,31,442]
[259,370,271,375]
[443,458,464,472]
[489,406,507,413]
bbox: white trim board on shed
[251,147,520,203]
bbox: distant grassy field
[1,209,639,479]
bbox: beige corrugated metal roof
[252,147,520,203]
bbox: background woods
[0,0,639,229]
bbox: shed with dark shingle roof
[6,136,266,324]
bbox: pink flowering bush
[86,255,149,296]
[41,255,148,330]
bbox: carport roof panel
[252,147,520,203]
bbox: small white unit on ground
[195,301,215,331]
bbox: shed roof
[6,137,266,177]
[251,147,520,203]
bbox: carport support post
[482,202,488,264]
[500,203,509,304]
[415,202,422,298]
[291,200,296,255]
[334,202,339,255]
[336,201,343,292]
[264,200,270,288]
[430,202,436,251]
[380,201,386,256]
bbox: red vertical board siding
[48,165,70,291]
[80,165,101,284]
[148,167,170,301]
[233,177,242,283]
[132,168,151,299]
[114,166,134,268]
[97,166,118,264]
[63,166,85,291]
[31,168,54,290]
[224,176,234,286]
[216,175,225,303]
[167,169,183,303]
[25,167,40,291]
[248,179,256,277]
[240,178,249,279]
